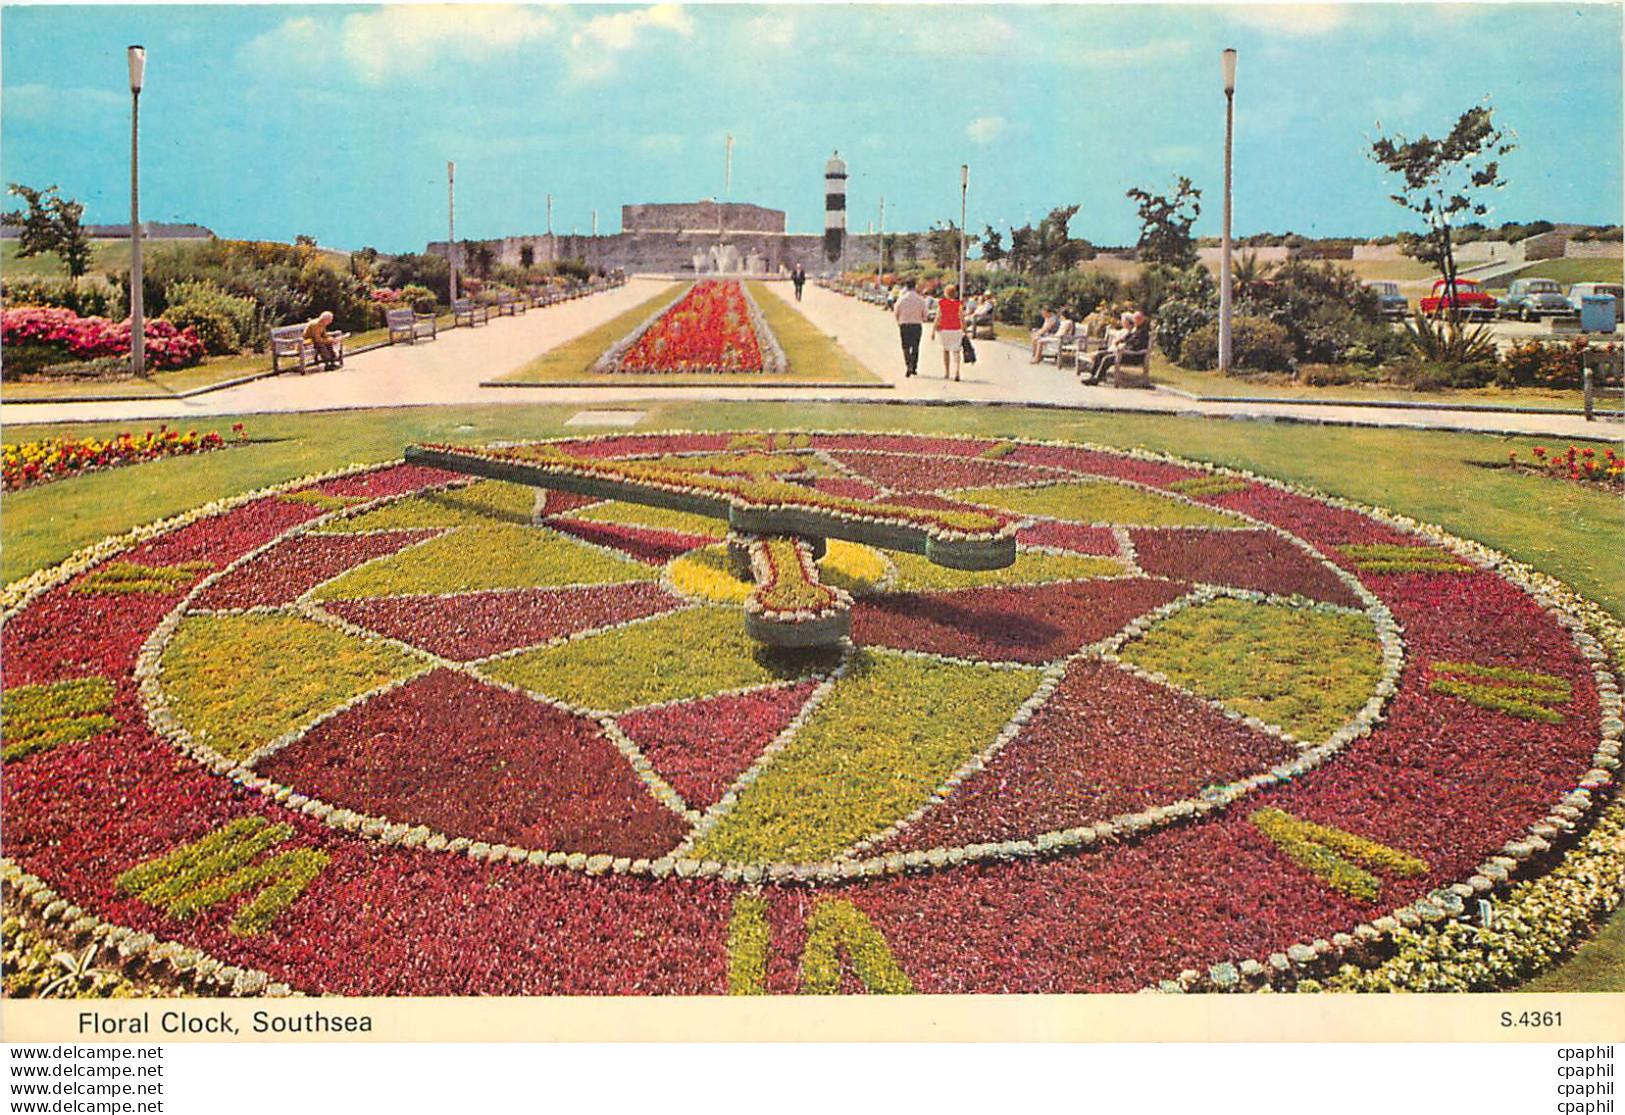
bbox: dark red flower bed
[826,450,1065,493]
[545,518,714,566]
[194,531,441,610]
[310,465,463,501]
[256,670,691,859]
[617,682,819,808]
[613,282,769,374]
[323,582,684,661]
[850,579,1190,664]
[882,658,1298,853]
[1014,520,1120,556]
[1128,528,1362,608]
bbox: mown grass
[3,399,1619,992]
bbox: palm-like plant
[40,944,109,998]
[1403,309,1497,364]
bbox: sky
[2,3,1621,254]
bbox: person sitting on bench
[1081,311,1149,384]
[1028,308,1059,364]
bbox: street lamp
[1219,47,1237,376]
[128,45,146,376]
[958,164,968,298]
[447,161,457,305]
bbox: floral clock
[3,432,1619,996]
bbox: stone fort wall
[428,230,883,274]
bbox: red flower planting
[609,281,775,374]
[3,305,205,372]
[1129,528,1362,608]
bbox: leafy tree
[978,225,1005,265]
[1369,103,1514,315]
[1007,225,1038,274]
[294,234,318,248]
[470,242,496,280]
[3,183,93,286]
[1126,176,1202,268]
[896,232,919,266]
[519,245,535,270]
[927,221,961,270]
[1034,205,1084,274]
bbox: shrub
[0,279,117,318]
[161,303,238,355]
[164,280,256,350]
[1179,315,1294,374]
[399,284,438,314]
[1,306,205,372]
[1497,339,1587,389]
[1154,298,1214,361]
[1297,363,1381,387]
[1390,360,1494,390]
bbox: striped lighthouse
[823,151,847,265]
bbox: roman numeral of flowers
[1337,544,1468,574]
[1249,807,1428,903]
[2,677,115,760]
[1428,661,1572,723]
[728,893,913,995]
[74,561,213,595]
[115,817,330,937]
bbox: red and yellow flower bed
[3,424,246,491]
[2,432,1618,997]
[592,281,786,375]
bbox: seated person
[302,311,342,371]
[1081,311,1149,383]
[1028,308,1059,363]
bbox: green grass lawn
[2,399,1620,991]
[493,282,879,387]
[1149,356,1607,411]
[1495,257,1625,287]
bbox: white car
[1568,282,1624,323]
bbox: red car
[1419,277,1497,320]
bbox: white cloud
[568,4,693,79]
[1226,5,1350,37]
[2,83,123,126]
[966,116,1008,144]
[244,7,557,85]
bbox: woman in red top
[932,284,965,381]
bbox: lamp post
[127,46,146,376]
[877,196,885,279]
[447,161,458,305]
[1219,47,1237,376]
[958,164,968,297]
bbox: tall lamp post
[877,197,885,279]
[447,161,458,305]
[1218,47,1238,376]
[127,46,146,377]
[958,164,968,297]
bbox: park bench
[1107,326,1156,388]
[494,291,525,316]
[453,298,490,328]
[969,314,997,341]
[385,307,438,344]
[270,324,345,375]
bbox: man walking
[893,278,928,378]
[791,265,806,302]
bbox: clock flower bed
[591,281,787,375]
[1,431,1619,998]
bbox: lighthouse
[823,151,847,265]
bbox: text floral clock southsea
[3,431,1619,996]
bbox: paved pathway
[5,277,1620,441]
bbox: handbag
[960,334,977,363]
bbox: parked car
[1419,277,1497,320]
[1569,282,1624,323]
[1498,278,1577,321]
[1364,280,1410,320]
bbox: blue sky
[3,3,1620,253]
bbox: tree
[3,183,93,286]
[1370,103,1514,316]
[470,242,495,279]
[1034,205,1083,274]
[1126,176,1202,267]
[294,234,318,248]
[1007,225,1038,274]
[979,225,1005,265]
[519,244,535,270]
[927,221,961,270]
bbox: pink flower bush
[3,305,205,371]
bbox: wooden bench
[453,298,489,328]
[1108,327,1156,388]
[494,291,524,316]
[270,324,346,374]
[385,308,437,344]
